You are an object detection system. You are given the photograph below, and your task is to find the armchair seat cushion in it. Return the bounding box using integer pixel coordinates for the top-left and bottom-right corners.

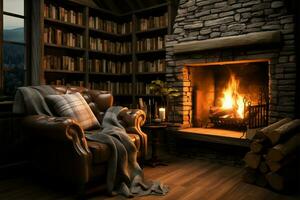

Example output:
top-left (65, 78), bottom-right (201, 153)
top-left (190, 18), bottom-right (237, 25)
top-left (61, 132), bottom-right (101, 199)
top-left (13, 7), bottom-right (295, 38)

top-left (88, 141), bottom-right (111, 164)
top-left (87, 133), bottom-right (141, 165)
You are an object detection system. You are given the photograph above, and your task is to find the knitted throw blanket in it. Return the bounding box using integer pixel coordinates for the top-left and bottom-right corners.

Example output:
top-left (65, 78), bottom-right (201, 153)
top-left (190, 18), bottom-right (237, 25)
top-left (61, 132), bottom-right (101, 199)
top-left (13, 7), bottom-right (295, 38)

top-left (86, 106), bottom-right (169, 197)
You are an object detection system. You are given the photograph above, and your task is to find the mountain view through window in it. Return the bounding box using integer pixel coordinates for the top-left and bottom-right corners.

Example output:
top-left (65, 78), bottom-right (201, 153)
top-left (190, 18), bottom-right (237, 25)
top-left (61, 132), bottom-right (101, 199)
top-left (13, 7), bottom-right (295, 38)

top-left (2, 0), bottom-right (25, 96)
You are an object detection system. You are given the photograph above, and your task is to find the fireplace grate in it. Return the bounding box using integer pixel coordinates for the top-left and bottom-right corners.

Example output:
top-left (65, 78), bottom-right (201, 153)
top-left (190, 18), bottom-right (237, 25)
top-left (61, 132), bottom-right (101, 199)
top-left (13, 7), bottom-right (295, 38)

top-left (208, 104), bottom-right (268, 132)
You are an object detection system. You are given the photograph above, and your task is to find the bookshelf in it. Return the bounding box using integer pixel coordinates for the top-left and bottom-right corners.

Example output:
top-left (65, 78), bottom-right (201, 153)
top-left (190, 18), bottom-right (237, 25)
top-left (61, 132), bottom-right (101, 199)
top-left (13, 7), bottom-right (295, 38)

top-left (40, 0), bottom-right (173, 108)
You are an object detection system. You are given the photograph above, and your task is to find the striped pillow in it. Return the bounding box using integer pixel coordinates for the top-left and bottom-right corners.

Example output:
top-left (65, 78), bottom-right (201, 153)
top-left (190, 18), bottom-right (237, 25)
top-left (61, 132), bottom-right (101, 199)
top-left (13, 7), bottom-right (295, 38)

top-left (45, 92), bottom-right (100, 130)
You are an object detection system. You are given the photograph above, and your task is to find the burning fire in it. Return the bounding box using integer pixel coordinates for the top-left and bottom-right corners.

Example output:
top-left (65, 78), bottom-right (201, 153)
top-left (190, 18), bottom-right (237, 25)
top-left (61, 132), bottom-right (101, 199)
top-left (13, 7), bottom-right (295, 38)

top-left (220, 75), bottom-right (245, 118)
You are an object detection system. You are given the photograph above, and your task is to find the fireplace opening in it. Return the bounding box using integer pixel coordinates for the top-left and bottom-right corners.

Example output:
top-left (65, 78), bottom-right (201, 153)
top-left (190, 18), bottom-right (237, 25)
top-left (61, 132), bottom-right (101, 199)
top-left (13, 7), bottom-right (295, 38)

top-left (190, 61), bottom-right (269, 134)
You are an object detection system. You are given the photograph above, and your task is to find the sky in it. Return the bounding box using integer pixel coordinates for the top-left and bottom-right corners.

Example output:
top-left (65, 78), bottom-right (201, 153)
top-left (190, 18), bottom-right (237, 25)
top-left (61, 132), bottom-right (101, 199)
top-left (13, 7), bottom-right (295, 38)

top-left (3, 0), bottom-right (24, 30)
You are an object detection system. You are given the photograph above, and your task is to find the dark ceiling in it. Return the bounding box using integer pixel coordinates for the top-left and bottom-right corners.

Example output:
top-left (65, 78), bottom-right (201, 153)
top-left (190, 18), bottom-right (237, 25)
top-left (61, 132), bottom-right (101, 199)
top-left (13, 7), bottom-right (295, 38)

top-left (93, 0), bottom-right (172, 14)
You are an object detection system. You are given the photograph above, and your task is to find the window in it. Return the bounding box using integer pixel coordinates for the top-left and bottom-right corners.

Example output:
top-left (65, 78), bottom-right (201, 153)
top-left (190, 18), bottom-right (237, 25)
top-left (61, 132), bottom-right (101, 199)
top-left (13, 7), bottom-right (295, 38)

top-left (1, 0), bottom-right (27, 97)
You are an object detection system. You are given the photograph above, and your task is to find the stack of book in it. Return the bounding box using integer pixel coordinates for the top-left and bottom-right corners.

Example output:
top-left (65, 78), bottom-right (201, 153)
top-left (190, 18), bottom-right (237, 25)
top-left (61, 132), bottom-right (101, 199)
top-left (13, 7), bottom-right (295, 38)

top-left (89, 59), bottom-right (132, 74)
top-left (137, 59), bottom-right (166, 73)
top-left (137, 36), bottom-right (164, 52)
top-left (44, 27), bottom-right (84, 48)
top-left (138, 12), bottom-right (168, 31)
top-left (136, 82), bottom-right (153, 95)
top-left (89, 37), bottom-right (132, 54)
top-left (50, 79), bottom-right (84, 86)
top-left (44, 3), bottom-right (83, 25)
top-left (44, 55), bottom-right (84, 72)
top-left (90, 81), bottom-right (133, 95)
top-left (89, 16), bottom-right (132, 34)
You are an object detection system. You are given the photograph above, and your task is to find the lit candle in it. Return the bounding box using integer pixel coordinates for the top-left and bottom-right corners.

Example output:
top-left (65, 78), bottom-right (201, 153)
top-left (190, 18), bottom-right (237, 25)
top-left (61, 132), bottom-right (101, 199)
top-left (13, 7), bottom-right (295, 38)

top-left (159, 108), bottom-right (166, 121)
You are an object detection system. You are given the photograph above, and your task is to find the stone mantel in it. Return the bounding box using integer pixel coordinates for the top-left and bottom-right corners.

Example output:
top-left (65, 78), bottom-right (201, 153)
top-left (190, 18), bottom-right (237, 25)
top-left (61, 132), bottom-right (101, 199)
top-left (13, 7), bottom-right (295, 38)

top-left (173, 31), bottom-right (281, 54)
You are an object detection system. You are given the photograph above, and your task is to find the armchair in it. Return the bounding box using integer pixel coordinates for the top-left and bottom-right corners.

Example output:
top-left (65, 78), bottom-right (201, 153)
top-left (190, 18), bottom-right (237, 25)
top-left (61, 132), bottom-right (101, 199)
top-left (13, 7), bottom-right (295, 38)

top-left (13, 85), bottom-right (147, 193)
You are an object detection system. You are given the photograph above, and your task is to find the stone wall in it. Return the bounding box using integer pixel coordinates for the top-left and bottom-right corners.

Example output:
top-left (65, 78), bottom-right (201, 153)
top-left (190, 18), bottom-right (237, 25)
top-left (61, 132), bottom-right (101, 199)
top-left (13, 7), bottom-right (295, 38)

top-left (166, 0), bottom-right (296, 127)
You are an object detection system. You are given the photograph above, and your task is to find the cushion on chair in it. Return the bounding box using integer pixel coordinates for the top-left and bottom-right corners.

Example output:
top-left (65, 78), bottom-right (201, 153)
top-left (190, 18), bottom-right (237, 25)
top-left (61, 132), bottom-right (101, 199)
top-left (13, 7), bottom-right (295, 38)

top-left (88, 141), bottom-right (111, 164)
top-left (45, 92), bottom-right (100, 130)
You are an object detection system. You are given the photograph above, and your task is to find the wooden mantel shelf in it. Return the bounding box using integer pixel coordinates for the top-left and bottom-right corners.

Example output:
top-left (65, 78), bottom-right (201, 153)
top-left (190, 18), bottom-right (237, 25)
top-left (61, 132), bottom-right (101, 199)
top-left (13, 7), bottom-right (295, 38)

top-left (173, 31), bottom-right (281, 54)
top-left (171, 127), bottom-right (251, 147)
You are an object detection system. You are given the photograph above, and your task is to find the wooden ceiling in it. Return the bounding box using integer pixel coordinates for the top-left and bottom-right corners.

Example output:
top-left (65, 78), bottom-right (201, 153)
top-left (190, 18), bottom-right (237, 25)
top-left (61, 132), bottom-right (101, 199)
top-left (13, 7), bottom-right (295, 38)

top-left (93, 0), bottom-right (172, 14)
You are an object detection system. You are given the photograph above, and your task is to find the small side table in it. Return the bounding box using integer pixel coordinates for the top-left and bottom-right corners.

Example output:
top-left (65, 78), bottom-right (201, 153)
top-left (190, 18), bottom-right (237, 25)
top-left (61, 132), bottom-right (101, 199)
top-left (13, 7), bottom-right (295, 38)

top-left (143, 123), bottom-right (168, 167)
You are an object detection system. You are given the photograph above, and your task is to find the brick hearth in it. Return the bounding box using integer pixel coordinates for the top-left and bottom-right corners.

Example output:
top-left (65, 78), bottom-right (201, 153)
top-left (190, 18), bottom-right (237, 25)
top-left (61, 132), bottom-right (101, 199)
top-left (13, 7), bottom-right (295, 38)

top-left (166, 0), bottom-right (297, 128)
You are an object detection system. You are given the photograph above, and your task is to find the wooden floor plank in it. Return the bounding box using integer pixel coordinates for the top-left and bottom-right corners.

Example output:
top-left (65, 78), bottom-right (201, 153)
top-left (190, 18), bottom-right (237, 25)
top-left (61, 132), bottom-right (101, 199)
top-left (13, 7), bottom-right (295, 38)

top-left (0, 155), bottom-right (299, 200)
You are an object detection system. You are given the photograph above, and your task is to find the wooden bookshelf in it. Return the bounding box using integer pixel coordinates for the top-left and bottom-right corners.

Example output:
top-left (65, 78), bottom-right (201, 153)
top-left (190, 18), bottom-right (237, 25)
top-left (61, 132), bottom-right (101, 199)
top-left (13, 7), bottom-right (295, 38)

top-left (39, 0), bottom-right (173, 108)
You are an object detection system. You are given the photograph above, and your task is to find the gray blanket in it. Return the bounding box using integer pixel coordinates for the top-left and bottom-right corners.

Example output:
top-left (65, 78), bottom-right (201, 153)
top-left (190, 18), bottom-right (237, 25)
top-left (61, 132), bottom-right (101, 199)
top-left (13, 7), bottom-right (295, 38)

top-left (86, 106), bottom-right (169, 197)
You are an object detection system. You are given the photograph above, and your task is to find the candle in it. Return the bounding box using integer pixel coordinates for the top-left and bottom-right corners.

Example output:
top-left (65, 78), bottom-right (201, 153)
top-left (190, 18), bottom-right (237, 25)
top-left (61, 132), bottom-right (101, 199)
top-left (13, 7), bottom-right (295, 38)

top-left (159, 108), bottom-right (166, 121)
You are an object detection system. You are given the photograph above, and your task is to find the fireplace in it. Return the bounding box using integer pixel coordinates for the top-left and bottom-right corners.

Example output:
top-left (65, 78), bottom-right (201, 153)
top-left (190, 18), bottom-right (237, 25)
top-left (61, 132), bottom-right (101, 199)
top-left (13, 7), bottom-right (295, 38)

top-left (165, 0), bottom-right (297, 136)
top-left (190, 61), bottom-right (269, 132)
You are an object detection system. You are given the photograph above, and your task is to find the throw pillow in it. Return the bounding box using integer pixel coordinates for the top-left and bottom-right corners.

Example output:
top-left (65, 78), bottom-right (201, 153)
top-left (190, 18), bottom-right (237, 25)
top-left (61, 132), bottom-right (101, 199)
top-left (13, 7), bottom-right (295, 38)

top-left (45, 92), bottom-right (100, 130)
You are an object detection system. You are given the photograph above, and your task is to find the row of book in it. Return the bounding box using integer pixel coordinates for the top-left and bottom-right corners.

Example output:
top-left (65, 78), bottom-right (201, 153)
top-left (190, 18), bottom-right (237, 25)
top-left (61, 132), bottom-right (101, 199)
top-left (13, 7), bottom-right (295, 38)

top-left (137, 13), bottom-right (168, 31)
top-left (44, 27), bottom-right (84, 48)
top-left (89, 59), bottom-right (132, 74)
top-left (137, 59), bottom-right (166, 73)
top-left (89, 16), bottom-right (133, 34)
top-left (137, 36), bottom-right (165, 52)
top-left (48, 79), bottom-right (84, 87)
top-left (136, 82), bottom-right (154, 95)
top-left (90, 82), bottom-right (133, 95)
top-left (89, 37), bottom-right (132, 54)
top-left (44, 4), bottom-right (83, 25)
top-left (43, 55), bottom-right (84, 72)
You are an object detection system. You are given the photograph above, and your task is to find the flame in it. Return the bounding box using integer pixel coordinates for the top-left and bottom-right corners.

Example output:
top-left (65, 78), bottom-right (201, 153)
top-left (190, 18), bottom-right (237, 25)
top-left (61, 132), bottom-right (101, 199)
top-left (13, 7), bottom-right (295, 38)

top-left (220, 75), bottom-right (245, 118)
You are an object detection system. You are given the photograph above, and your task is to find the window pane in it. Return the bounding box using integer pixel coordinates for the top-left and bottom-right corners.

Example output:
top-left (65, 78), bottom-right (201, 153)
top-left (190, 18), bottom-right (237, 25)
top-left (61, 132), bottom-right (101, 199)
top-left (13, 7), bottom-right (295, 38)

top-left (3, 43), bottom-right (25, 96)
top-left (4, 0), bottom-right (24, 16)
top-left (3, 15), bottom-right (24, 43)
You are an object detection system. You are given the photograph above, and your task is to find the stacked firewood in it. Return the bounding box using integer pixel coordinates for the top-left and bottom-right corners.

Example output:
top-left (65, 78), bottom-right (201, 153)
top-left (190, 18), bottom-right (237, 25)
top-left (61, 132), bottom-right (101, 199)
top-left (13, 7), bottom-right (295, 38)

top-left (243, 118), bottom-right (300, 192)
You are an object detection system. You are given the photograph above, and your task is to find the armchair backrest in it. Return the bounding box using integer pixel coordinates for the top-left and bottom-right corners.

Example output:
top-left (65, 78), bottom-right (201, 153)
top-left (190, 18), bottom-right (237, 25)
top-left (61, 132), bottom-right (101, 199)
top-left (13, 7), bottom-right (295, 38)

top-left (13, 85), bottom-right (113, 123)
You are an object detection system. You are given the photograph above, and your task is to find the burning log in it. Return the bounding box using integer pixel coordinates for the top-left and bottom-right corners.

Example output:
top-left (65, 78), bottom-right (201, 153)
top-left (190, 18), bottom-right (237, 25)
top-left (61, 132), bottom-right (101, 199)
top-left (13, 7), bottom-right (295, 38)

top-left (266, 133), bottom-right (300, 162)
top-left (209, 107), bottom-right (234, 118)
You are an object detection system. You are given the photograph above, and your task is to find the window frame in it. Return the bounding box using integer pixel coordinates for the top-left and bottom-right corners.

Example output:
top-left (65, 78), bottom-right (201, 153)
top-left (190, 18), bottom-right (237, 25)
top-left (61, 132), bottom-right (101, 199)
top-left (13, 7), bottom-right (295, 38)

top-left (0, 0), bottom-right (30, 98)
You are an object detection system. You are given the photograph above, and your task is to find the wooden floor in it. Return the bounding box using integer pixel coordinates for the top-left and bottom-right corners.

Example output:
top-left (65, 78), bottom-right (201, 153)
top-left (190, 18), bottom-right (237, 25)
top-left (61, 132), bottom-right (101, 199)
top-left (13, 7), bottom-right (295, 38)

top-left (0, 156), bottom-right (299, 200)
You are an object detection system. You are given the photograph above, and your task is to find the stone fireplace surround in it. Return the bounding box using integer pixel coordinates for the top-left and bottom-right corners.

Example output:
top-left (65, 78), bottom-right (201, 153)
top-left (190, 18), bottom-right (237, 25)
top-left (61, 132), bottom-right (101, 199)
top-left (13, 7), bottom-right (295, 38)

top-left (166, 0), bottom-right (297, 128)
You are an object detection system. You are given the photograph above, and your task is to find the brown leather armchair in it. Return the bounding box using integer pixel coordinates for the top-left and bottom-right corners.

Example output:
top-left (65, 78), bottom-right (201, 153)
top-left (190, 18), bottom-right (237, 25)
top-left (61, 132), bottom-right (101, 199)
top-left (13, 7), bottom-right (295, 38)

top-left (13, 85), bottom-right (147, 193)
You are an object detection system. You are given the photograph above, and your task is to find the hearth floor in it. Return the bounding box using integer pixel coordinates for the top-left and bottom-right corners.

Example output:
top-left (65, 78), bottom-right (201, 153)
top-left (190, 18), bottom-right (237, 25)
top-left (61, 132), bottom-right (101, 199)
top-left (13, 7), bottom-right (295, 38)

top-left (178, 128), bottom-right (246, 139)
top-left (173, 128), bottom-right (251, 147)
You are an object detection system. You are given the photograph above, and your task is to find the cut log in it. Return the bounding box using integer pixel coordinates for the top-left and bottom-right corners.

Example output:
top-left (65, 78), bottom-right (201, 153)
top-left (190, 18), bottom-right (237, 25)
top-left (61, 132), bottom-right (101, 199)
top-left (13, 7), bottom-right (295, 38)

top-left (242, 167), bottom-right (257, 184)
top-left (255, 173), bottom-right (268, 187)
top-left (250, 138), bottom-right (270, 153)
top-left (266, 172), bottom-right (285, 191)
top-left (209, 107), bottom-right (234, 118)
top-left (266, 155), bottom-right (297, 172)
top-left (266, 163), bottom-right (298, 192)
top-left (266, 133), bottom-right (300, 162)
top-left (244, 152), bottom-right (261, 169)
top-left (257, 118), bottom-right (292, 136)
top-left (265, 119), bottom-right (300, 145)
top-left (259, 161), bottom-right (269, 174)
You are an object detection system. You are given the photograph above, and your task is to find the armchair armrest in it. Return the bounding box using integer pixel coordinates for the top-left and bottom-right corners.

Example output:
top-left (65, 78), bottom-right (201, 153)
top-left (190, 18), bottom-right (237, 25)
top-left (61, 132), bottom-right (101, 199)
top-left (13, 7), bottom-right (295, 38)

top-left (118, 109), bottom-right (148, 157)
top-left (118, 109), bottom-right (146, 128)
top-left (23, 115), bottom-right (90, 155)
